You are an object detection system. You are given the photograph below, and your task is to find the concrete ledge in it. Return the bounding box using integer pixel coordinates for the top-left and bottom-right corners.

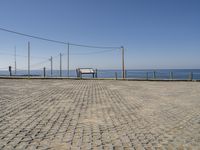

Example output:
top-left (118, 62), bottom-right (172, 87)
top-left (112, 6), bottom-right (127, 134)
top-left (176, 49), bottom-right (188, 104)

top-left (0, 76), bottom-right (199, 82)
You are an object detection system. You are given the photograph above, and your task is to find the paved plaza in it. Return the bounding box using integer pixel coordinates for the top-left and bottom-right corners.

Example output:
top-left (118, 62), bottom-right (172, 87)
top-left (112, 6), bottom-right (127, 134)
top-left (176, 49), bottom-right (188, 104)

top-left (0, 79), bottom-right (199, 149)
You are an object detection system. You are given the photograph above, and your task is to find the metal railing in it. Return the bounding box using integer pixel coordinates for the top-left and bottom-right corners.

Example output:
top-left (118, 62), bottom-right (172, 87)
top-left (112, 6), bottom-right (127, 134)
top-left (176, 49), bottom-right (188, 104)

top-left (0, 68), bottom-right (200, 81)
top-left (125, 70), bottom-right (200, 80)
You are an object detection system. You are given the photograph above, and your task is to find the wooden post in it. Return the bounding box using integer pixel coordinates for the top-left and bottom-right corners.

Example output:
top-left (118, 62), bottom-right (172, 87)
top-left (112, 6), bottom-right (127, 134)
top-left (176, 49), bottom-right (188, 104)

top-left (28, 42), bottom-right (30, 78)
top-left (9, 66), bottom-right (12, 76)
top-left (43, 67), bottom-right (46, 77)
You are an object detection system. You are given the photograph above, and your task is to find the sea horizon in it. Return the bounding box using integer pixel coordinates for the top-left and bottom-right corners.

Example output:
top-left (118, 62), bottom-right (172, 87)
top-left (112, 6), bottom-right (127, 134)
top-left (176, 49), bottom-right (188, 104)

top-left (1, 69), bottom-right (200, 80)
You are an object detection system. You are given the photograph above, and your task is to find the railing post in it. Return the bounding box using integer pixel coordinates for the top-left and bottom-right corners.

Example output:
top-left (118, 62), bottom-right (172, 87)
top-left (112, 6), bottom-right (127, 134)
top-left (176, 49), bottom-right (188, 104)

top-left (125, 70), bottom-right (127, 79)
top-left (76, 69), bottom-right (79, 78)
top-left (189, 72), bottom-right (193, 81)
top-left (170, 72), bottom-right (173, 80)
top-left (9, 66), bottom-right (12, 76)
top-left (115, 72), bottom-right (118, 80)
top-left (146, 72), bottom-right (148, 80)
top-left (43, 67), bottom-right (46, 78)
top-left (153, 71), bottom-right (156, 79)
top-left (95, 69), bottom-right (98, 78)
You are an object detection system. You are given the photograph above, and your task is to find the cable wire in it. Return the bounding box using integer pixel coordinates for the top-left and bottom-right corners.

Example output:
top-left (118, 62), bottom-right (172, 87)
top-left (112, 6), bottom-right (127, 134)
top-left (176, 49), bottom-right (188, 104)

top-left (0, 51), bottom-right (48, 59)
top-left (66, 49), bottom-right (117, 55)
top-left (30, 59), bottom-right (49, 68)
top-left (0, 27), bottom-right (121, 49)
top-left (69, 43), bottom-right (121, 49)
top-left (0, 27), bottom-right (67, 45)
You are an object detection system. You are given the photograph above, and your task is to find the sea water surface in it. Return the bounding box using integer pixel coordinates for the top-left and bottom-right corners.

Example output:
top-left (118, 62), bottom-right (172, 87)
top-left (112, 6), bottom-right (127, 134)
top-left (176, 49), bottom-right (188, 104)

top-left (0, 69), bottom-right (200, 80)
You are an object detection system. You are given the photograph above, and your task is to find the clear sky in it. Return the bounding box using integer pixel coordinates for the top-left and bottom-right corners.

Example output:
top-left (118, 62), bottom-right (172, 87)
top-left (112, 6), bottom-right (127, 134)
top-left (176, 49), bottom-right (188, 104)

top-left (0, 0), bottom-right (200, 70)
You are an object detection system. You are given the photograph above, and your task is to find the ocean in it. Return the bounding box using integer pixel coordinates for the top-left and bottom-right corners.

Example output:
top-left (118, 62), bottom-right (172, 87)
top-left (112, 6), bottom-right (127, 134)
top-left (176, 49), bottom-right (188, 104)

top-left (0, 69), bottom-right (200, 80)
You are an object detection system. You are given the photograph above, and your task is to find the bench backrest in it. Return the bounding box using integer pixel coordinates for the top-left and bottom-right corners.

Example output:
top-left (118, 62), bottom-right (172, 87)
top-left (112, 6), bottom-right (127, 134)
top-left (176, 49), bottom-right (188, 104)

top-left (78, 68), bottom-right (95, 74)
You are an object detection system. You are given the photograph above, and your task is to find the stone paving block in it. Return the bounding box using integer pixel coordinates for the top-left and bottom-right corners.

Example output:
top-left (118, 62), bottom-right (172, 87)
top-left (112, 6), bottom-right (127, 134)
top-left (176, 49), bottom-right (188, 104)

top-left (0, 79), bottom-right (199, 149)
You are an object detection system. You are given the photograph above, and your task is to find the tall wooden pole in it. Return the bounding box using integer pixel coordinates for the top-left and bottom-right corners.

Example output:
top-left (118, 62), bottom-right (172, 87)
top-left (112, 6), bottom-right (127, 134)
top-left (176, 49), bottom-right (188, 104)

top-left (60, 53), bottom-right (62, 77)
top-left (67, 43), bottom-right (70, 77)
top-left (14, 46), bottom-right (17, 75)
top-left (28, 42), bottom-right (30, 78)
top-left (121, 46), bottom-right (125, 79)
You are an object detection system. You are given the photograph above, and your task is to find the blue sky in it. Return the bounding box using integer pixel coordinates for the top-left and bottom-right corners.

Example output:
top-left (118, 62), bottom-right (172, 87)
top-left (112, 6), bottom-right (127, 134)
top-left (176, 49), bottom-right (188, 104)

top-left (0, 0), bottom-right (200, 70)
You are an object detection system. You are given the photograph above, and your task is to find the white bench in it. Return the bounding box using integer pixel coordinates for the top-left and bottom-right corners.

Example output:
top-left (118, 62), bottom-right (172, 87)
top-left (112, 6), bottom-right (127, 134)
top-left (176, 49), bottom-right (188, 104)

top-left (76, 68), bottom-right (97, 78)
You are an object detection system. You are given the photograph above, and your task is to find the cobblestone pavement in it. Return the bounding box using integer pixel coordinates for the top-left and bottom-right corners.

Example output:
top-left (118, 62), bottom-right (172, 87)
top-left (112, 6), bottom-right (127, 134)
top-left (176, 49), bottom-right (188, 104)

top-left (0, 79), bottom-right (199, 150)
